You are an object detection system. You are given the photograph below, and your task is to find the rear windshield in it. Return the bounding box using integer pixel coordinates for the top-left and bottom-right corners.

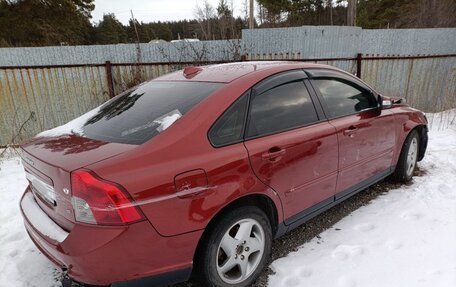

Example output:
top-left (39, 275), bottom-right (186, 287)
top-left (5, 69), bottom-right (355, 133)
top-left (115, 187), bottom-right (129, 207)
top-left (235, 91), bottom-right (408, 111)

top-left (82, 81), bottom-right (223, 145)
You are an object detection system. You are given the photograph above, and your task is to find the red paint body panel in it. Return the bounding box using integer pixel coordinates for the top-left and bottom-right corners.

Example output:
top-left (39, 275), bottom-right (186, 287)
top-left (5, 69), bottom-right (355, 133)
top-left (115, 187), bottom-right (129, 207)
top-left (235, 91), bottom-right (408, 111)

top-left (21, 150), bottom-right (75, 231)
top-left (244, 122), bottom-right (338, 220)
top-left (21, 134), bottom-right (136, 172)
top-left (329, 109), bottom-right (396, 194)
top-left (20, 189), bottom-right (201, 286)
top-left (18, 62), bottom-right (428, 286)
top-left (389, 106), bottom-right (428, 165)
top-left (87, 141), bottom-right (283, 236)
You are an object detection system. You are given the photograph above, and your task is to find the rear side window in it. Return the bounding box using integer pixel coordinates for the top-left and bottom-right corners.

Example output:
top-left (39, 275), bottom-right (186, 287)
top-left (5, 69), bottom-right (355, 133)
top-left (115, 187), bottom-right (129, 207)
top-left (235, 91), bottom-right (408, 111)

top-left (247, 81), bottom-right (318, 138)
top-left (313, 79), bottom-right (377, 118)
top-left (82, 81), bottom-right (223, 145)
top-left (208, 92), bottom-right (248, 147)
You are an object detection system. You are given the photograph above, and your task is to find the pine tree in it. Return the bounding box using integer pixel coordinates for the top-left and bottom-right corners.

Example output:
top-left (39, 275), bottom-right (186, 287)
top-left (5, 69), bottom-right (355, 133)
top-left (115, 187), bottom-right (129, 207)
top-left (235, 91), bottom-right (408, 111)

top-left (0, 0), bottom-right (94, 46)
top-left (94, 14), bottom-right (127, 44)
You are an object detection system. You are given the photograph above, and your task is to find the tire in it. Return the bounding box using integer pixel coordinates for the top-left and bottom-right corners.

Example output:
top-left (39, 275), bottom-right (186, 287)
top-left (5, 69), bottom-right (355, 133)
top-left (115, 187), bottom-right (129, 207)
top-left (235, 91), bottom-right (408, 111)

top-left (393, 130), bottom-right (420, 182)
top-left (195, 206), bottom-right (272, 287)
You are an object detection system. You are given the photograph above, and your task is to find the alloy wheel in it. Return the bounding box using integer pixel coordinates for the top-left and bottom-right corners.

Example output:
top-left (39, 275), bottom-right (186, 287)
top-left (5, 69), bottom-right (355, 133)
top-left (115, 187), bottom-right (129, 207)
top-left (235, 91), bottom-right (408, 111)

top-left (406, 137), bottom-right (418, 177)
top-left (216, 218), bottom-right (265, 284)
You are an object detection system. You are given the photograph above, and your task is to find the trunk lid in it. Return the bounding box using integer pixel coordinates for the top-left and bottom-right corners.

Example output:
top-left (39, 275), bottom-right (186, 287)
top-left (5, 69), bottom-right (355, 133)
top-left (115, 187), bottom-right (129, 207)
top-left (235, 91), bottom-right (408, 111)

top-left (20, 134), bottom-right (136, 231)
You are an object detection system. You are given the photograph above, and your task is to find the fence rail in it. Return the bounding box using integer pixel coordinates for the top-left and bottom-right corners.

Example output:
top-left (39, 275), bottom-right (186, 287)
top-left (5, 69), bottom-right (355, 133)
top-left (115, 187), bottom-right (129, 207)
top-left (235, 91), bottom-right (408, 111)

top-left (1, 53), bottom-right (455, 146)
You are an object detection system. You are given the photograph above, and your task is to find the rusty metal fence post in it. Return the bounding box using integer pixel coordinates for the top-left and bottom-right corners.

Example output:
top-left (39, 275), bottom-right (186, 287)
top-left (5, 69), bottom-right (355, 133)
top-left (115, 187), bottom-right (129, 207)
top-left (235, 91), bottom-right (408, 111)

top-left (356, 53), bottom-right (362, 78)
top-left (105, 61), bottom-right (115, 98)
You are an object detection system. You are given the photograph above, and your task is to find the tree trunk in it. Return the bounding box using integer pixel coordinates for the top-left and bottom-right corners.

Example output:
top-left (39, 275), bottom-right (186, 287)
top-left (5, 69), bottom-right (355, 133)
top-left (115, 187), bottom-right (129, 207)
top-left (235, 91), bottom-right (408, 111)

top-left (249, 0), bottom-right (254, 29)
top-left (347, 0), bottom-right (357, 26)
top-left (329, 1), bottom-right (333, 25)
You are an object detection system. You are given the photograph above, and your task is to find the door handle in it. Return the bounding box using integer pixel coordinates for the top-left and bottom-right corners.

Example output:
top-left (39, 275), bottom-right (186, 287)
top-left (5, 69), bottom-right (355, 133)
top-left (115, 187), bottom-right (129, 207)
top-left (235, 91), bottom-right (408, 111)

top-left (343, 126), bottom-right (358, 137)
top-left (262, 148), bottom-right (286, 161)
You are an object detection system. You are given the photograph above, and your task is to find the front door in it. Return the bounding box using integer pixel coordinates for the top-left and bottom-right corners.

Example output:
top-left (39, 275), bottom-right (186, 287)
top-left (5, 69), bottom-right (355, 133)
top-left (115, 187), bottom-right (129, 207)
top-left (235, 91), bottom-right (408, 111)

top-left (310, 76), bottom-right (396, 199)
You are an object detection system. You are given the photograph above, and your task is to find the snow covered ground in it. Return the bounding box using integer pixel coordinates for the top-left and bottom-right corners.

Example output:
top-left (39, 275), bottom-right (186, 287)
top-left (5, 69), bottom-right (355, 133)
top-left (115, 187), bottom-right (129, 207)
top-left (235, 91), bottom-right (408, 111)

top-left (0, 155), bottom-right (60, 287)
top-left (269, 117), bottom-right (456, 287)
top-left (0, 111), bottom-right (455, 287)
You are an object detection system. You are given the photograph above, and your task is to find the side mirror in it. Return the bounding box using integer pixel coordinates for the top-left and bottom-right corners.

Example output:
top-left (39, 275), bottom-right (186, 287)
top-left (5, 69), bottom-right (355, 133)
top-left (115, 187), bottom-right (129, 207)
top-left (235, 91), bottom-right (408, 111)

top-left (379, 95), bottom-right (393, 109)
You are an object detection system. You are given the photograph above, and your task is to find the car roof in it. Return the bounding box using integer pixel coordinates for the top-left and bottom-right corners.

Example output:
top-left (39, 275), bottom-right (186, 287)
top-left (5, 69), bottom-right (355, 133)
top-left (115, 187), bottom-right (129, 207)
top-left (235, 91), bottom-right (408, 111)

top-left (155, 61), bottom-right (336, 83)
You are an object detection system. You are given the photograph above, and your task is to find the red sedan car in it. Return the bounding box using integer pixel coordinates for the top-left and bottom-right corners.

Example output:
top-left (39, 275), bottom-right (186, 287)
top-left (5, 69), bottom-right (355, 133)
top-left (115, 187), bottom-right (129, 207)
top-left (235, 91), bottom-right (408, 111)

top-left (19, 62), bottom-right (428, 287)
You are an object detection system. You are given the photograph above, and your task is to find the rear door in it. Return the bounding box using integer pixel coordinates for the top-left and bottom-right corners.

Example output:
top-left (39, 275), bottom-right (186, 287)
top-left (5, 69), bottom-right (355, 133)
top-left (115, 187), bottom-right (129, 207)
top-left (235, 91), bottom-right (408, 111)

top-left (243, 70), bottom-right (338, 223)
top-left (308, 69), bottom-right (396, 199)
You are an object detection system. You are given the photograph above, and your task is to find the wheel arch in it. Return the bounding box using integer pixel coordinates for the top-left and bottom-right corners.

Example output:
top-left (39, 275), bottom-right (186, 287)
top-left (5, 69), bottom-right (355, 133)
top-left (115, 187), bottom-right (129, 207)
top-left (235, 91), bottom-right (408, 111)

top-left (414, 124), bottom-right (428, 161)
top-left (192, 193), bottom-right (279, 270)
top-left (393, 119), bottom-right (428, 167)
top-left (400, 124), bottom-right (428, 162)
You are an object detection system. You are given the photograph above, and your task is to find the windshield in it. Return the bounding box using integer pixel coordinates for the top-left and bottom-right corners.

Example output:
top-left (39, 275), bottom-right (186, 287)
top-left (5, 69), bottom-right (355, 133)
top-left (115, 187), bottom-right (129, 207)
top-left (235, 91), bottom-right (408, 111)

top-left (82, 81), bottom-right (223, 145)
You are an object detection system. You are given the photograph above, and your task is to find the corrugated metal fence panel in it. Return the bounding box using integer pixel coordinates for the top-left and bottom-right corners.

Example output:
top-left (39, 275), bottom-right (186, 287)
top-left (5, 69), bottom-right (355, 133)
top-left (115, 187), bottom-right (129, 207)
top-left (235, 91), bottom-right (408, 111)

top-left (242, 27), bottom-right (456, 58)
top-left (2, 27), bottom-right (455, 66)
top-left (361, 56), bottom-right (456, 112)
top-left (247, 52), bottom-right (357, 75)
top-left (316, 60), bottom-right (357, 75)
top-left (426, 109), bottom-right (456, 131)
top-left (361, 28), bottom-right (456, 56)
top-left (242, 26), bottom-right (362, 59)
top-left (1, 56), bottom-right (453, 145)
top-left (0, 40), bottom-right (244, 66)
top-left (111, 63), bottom-right (180, 94)
top-left (0, 66), bottom-right (110, 145)
top-left (1, 26), bottom-right (456, 145)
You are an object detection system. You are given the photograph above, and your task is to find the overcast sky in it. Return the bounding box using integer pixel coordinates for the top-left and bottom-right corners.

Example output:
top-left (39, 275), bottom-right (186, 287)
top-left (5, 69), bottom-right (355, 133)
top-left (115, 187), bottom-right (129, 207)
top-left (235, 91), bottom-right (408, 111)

top-left (92, 0), bottom-right (248, 24)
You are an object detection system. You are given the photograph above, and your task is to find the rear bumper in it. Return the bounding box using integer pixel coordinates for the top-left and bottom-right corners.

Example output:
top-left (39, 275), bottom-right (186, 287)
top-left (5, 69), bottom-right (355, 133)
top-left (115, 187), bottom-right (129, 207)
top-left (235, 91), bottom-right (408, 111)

top-left (20, 189), bottom-right (202, 286)
top-left (110, 268), bottom-right (191, 287)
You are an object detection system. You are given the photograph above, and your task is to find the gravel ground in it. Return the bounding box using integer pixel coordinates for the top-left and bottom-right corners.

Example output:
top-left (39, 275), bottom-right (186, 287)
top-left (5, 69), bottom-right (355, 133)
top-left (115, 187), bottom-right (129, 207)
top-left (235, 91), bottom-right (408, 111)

top-left (172, 175), bottom-right (413, 287)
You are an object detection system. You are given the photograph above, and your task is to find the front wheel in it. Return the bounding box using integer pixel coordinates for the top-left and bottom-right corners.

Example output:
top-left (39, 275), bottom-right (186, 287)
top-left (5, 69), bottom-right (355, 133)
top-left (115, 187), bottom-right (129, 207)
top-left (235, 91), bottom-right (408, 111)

top-left (195, 206), bottom-right (272, 287)
top-left (393, 130), bottom-right (420, 182)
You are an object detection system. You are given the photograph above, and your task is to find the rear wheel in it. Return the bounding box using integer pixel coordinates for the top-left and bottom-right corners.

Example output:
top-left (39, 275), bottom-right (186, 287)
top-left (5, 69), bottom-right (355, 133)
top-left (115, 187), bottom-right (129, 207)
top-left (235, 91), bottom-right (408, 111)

top-left (393, 130), bottom-right (419, 182)
top-left (196, 206), bottom-right (272, 287)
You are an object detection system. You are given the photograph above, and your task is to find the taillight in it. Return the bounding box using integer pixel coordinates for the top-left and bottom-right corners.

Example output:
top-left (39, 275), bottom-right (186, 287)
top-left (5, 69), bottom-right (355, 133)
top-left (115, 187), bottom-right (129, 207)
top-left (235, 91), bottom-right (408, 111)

top-left (70, 170), bottom-right (144, 225)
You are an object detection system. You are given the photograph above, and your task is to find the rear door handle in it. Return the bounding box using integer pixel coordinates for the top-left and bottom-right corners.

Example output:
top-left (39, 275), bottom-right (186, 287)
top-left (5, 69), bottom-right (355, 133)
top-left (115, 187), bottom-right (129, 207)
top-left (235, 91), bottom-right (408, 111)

top-left (343, 126), bottom-right (358, 137)
top-left (262, 148), bottom-right (286, 161)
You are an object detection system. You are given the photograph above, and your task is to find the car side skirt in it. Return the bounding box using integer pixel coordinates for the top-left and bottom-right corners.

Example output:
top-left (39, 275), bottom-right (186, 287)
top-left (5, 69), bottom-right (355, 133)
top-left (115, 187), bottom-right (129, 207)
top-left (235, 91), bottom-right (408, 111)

top-left (275, 166), bottom-right (395, 238)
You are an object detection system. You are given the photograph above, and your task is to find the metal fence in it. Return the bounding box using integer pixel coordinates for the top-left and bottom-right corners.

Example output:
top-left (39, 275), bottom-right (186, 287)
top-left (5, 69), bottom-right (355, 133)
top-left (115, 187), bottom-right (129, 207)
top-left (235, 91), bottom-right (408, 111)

top-left (0, 26), bottom-right (455, 146)
top-left (361, 55), bottom-right (456, 112)
top-left (1, 53), bottom-right (454, 146)
top-left (1, 65), bottom-right (105, 145)
top-left (1, 27), bottom-right (455, 66)
top-left (246, 53), bottom-right (456, 113)
top-left (0, 61), bottom-right (223, 146)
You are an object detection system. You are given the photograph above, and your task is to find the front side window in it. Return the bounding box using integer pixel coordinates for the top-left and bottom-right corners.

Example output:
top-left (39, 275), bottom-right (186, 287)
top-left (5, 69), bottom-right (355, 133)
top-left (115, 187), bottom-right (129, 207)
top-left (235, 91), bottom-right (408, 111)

top-left (247, 81), bottom-right (318, 138)
top-left (313, 79), bottom-right (377, 118)
top-left (82, 81), bottom-right (223, 145)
